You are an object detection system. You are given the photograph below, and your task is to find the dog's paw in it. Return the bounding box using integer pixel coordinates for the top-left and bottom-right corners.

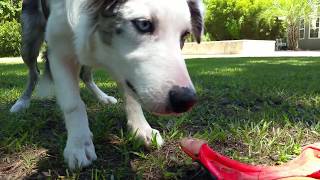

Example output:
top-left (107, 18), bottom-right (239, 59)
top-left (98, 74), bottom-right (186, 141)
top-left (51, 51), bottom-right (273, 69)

top-left (10, 99), bottom-right (30, 113)
top-left (130, 126), bottom-right (164, 148)
top-left (98, 94), bottom-right (117, 105)
top-left (63, 135), bottom-right (97, 170)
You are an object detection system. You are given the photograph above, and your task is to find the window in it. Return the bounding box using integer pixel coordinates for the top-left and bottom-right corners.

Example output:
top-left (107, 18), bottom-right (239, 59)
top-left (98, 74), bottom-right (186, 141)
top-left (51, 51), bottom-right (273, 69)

top-left (299, 19), bottom-right (305, 39)
top-left (310, 17), bottom-right (320, 39)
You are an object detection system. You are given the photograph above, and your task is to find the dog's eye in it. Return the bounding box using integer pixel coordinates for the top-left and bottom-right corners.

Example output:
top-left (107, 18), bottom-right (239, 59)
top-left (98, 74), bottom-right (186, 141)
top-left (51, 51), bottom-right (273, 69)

top-left (180, 31), bottom-right (190, 49)
top-left (131, 19), bottom-right (154, 33)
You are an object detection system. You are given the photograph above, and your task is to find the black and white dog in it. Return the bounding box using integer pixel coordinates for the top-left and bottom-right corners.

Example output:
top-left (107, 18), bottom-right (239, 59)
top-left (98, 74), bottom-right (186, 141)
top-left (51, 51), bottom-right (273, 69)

top-left (12, 0), bottom-right (204, 169)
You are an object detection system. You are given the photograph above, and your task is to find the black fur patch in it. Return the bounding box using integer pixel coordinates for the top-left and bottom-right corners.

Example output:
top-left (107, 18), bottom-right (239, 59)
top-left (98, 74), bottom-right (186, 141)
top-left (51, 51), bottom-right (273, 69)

top-left (187, 0), bottom-right (203, 43)
top-left (41, 0), bottom-right (50, 19)
top-left (126, 80), bottom-right (137, 93)
top-left (84, 0), bottom-right (127, 45)
top-left (22, 0), bottom-right (39, 15)
top-left (42, 48), bottom-right (52, 80)
top-left (84, 0), bottom-right (127, 18)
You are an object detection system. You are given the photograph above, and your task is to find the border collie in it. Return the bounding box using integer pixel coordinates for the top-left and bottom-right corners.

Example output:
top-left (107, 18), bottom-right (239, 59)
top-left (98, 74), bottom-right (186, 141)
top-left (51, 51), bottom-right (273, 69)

top-left (12, 0), bottom-right (204, 169)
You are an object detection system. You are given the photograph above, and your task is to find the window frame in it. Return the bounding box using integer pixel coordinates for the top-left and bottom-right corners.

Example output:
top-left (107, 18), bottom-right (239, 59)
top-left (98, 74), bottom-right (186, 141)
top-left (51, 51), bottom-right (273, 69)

top-left (309, 16), bottom-right (320, 39)
top-left (299, 19), bottom-right (305, 39)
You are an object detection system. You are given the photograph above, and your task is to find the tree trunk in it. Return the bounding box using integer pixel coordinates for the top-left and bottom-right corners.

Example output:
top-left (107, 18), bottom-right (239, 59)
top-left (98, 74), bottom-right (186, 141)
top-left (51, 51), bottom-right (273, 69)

top-left (287, 24), bottom-right (299, 50)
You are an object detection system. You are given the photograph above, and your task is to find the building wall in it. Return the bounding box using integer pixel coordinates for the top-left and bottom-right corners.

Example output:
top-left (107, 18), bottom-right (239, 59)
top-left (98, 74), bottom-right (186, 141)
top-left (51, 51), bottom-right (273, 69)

top-left (183, 40), bottom-right (275, 55)
top-left (299, 22), bottom-right (320, 50)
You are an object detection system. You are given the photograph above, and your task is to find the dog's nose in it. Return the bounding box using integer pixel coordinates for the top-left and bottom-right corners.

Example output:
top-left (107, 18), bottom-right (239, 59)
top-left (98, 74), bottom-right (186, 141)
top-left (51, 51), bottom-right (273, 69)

top-left (169, 86), bottom-right (197, 113)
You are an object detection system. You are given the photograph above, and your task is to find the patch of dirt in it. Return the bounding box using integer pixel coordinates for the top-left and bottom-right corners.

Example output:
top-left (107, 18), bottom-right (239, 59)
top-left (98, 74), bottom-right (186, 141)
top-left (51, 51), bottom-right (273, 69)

top-left (0, 148), bottom-right (47, 179)
top-left (132, 140), bottom-right (218, 180)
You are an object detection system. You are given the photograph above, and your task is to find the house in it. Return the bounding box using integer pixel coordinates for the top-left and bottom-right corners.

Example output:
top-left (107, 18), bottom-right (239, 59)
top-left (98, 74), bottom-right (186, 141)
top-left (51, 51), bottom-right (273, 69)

top-left (299, 17), bottom-right (320, 50)
top-left (299, 0), bottom-right (320, 50)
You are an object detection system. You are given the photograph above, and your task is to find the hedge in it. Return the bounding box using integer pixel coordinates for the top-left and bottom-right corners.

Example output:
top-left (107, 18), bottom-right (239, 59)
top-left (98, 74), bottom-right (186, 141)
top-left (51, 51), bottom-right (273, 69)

top-left (0, 20), bottom-right (21, 57)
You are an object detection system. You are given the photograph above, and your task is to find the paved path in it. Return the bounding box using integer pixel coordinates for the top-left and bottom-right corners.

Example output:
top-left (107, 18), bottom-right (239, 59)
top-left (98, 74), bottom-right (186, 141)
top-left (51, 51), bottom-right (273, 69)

top-left (1, 51), bottom-right (320, 64)
top-left (0, 57), bottom-right (42, 64)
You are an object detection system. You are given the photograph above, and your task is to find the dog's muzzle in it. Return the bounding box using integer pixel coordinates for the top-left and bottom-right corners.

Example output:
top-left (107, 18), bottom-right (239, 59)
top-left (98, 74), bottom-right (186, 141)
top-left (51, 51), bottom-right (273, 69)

top-left (169, 86), bottom-right (197, 113)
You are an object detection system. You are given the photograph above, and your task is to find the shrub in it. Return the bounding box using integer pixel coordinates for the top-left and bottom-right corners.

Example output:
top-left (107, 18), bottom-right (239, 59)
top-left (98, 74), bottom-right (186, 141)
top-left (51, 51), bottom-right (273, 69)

top-left (204, 0), bottom-right (285, 41)
top-left (0, 20), bottom-right (21, 57)
top-left (0, 0), bottom-right (21, 23)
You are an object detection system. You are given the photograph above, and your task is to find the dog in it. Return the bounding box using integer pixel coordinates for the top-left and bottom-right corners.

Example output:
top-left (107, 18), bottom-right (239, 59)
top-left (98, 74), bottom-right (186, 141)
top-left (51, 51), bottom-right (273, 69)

top-left (12, 0), bottom-right (204, 169)
top-left (10, 0), bottom-right (118, 113)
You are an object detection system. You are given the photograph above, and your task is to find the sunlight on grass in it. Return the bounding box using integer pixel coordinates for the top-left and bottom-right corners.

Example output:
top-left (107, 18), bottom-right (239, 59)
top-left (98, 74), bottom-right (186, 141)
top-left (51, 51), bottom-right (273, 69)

top-left (200, 67), bottom-right (245, 76)
top-left (248, 59), bottom-right (317, 66)
top-left (95, 82), bottom-right (118, 89)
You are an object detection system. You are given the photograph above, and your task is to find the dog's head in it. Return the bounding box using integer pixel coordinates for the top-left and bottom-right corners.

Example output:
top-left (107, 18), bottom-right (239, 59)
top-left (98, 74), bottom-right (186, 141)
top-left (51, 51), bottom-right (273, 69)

top-left (76, 0), bottom-right (204, 114)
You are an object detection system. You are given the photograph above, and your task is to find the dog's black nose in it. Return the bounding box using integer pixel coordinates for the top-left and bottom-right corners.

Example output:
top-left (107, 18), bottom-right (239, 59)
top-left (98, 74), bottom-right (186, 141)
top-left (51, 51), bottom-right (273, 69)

top-left (169, 86), bottom-right (197, 113)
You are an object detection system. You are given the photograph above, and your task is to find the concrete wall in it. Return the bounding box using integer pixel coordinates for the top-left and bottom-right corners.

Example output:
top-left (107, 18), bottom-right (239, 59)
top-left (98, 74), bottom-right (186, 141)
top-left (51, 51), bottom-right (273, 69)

top-left (183, 40), bottom-right (275, 55)
top-left (299, 23), bottom-right (320, 50)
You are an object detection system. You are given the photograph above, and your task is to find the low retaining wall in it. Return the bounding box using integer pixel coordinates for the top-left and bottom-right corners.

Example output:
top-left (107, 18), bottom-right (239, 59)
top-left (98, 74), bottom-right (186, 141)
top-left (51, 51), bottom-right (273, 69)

top-left (183, 40), bottom-right (276, 55)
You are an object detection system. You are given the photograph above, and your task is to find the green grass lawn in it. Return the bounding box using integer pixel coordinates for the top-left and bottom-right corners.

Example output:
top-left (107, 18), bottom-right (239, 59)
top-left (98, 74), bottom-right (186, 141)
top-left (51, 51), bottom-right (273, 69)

top-left (1, 57), bottom-right (320, 179)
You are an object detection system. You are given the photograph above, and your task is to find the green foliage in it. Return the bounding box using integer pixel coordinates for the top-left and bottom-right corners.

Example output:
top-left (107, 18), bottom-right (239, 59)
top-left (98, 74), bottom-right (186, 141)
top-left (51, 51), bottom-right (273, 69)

top-left (0, 0), bottom-right (22, 57)
top-left (202, 33), bottom-right (212, 42)
top-left (259, 0), bottom-right (315, 50)
top-left (204, 0), bottom-right (285, 41)
top-left (0, 20), bottom-right (21, 57)
top-left (260, 0), bottom-right (313, 27)
top-left (0, 0), bottom-right (21, 23)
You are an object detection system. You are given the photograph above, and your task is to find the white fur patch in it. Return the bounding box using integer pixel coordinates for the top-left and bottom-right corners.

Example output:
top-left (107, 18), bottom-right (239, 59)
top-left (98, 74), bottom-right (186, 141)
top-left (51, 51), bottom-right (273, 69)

top-left (10, 99), bottom-right (30, 113)
top-left (63, 100), bottom-right (97, 169)
top-left (64, 132), bottom-right (97, 169)
top-left (35, 75), bottom-right (55, 98)
top-left (125, 94), bottom-right (164, 147)
top-left (86, 81), bottom-right (118, 104)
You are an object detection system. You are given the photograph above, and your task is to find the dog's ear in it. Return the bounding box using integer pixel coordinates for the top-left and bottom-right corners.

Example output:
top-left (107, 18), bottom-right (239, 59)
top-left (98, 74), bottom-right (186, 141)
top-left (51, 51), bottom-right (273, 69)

top-left (187, 0), bottom-right (205, 43)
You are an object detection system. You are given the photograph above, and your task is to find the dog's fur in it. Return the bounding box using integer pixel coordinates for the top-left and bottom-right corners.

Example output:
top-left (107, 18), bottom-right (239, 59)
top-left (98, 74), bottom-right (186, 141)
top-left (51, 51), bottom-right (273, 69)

top-left (13, 0), bottom-right (204, 169)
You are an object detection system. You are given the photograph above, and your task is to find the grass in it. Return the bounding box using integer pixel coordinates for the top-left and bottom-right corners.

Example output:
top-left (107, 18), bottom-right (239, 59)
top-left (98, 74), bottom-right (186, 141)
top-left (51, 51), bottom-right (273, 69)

top-left (1, 57), bottom-right (320, 179)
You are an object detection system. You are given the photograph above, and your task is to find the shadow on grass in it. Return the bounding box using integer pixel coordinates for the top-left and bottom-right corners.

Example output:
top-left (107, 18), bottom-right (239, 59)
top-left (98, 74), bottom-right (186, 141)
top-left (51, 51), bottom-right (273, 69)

top-left (1, 57), bottom-right (320, 179)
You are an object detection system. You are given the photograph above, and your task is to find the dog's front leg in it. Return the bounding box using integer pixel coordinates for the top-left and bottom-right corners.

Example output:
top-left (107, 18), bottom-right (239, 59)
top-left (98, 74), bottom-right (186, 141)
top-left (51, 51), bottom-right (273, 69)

top-left (80, 66), bottom-right (117, 104)
top-left (125, 93), bottom-right (164, 147)
top-left (49, 55), bottom-right (97, 169)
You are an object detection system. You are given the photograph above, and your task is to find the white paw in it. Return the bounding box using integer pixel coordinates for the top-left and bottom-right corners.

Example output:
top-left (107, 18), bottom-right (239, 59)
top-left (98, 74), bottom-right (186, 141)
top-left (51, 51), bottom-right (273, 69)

top-left (129, 125), bottom-right (164, 147)
top-left (63, 135), bottom-right (97, 170)
top-left (10, 99), bottom-right (30, 113)
top-left (98, 94), bottom-right (117, 105)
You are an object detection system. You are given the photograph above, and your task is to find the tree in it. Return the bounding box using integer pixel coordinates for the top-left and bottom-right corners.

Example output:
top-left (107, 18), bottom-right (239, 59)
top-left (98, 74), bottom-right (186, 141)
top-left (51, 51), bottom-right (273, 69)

top-left (204, 0), bottom-right (285, 41)
top-left (259, 0), bottom-right (315, 50)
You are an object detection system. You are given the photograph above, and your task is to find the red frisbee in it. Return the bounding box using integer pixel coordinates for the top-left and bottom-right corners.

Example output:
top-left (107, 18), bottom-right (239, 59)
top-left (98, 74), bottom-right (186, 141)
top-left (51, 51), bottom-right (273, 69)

top-left (181, 139), bottom-right (320, 180)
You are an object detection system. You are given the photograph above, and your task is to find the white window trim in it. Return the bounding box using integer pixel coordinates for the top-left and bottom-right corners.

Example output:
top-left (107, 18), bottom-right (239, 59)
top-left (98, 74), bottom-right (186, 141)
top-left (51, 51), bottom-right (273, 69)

top-left (309, 16), bottom-right (320, 39)
top-left (299, 19), bottom-right (305, 39)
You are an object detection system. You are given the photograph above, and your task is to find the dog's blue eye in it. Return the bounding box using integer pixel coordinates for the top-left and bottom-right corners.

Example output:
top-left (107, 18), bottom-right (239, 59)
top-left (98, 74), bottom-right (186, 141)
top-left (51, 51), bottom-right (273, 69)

top-left (132, 19), bottom-right (154, 33)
